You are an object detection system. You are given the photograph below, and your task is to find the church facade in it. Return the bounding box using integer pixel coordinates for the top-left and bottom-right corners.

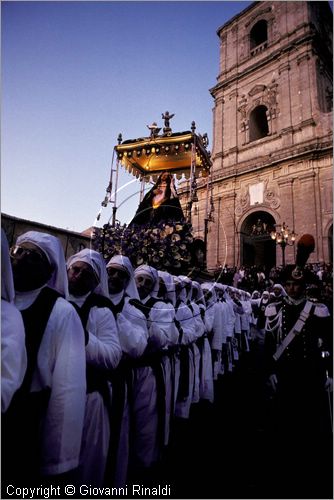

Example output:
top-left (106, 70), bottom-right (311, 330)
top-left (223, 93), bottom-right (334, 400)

top-left (186, 1), bottom-right (332, 272)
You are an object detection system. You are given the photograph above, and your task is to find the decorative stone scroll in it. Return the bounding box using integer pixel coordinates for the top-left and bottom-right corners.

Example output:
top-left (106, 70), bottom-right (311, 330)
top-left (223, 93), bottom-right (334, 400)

top-left (235, 180), bottom-right (280, 216)
top-left (237, 79), bottom-right (279, 140)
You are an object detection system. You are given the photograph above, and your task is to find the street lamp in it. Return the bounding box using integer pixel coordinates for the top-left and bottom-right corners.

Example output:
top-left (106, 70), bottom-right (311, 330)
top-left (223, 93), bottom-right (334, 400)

top-left (270, 222), bottom-right (296, 267)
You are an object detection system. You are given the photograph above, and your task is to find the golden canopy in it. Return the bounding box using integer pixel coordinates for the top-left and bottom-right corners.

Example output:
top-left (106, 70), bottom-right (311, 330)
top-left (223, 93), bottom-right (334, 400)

top-left (115, 131), bottom-right (212, 181)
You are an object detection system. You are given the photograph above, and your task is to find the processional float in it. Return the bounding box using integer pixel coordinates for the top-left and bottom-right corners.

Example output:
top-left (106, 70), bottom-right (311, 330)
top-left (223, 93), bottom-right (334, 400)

top-left (93, 113), bottom-right (214, 276)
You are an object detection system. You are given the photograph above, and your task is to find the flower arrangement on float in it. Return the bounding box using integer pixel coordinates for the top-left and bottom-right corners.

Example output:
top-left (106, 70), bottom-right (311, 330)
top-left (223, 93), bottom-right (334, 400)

top-left (92, 220), bottom-right (194, 273)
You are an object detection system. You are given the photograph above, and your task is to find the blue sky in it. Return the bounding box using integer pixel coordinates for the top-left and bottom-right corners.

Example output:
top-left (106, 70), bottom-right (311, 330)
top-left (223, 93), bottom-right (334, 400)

top-left (2, 1), bottom-right (252, 232)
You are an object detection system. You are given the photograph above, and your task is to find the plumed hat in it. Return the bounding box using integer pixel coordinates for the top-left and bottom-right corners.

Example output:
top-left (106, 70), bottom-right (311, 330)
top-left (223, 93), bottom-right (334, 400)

top-left (281, 234), bottom-right (315, 285)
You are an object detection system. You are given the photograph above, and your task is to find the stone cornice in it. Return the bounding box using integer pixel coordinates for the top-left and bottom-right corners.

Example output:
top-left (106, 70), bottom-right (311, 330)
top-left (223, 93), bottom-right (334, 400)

top-left (277, 178), bottom-right (294, 187)
top-left (298, 171), bottom-right (316, 183)
top-left (216, 2), bottom-right (259, 36)
top-left (210, 142), bottom-right (332, 186)
top-left (222, 192), bottom-right (237, 201)
top-left (212, 137), bottom-right (332, 164)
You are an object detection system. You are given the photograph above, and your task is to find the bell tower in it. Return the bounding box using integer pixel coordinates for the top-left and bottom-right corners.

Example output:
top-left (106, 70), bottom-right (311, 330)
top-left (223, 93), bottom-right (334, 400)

top-left (203, 1), bottom-right (332, 270)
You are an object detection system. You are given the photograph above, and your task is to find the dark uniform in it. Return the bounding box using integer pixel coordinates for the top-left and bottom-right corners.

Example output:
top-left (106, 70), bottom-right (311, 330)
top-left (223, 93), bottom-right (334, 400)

top-left (264, 267), bottom-right (332, 498)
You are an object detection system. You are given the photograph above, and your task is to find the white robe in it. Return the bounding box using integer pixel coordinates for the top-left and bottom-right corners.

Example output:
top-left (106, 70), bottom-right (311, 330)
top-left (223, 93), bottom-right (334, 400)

top-left (1, 300), bottom-right (27, 413)
top-left (174, 300), bottom-right (197, 419)
top-left (112, 296), bottom-right (149, 487)
top-left (130, 297), bottom-right (176, 467)
top-left (157, 301), bottom-right (179, 446)
top-left (210, 301), bottom-right (229, 378)
top-left (70, 298), bottom-right (122, 487)
top-left (197, 303), bottom-right (214, 403)
top-left (15, 292), bottom-right (86, 476)
top-left (117, 298), bottom-right (149, 358)
top-left (190, 301), bottom-right (205, 403)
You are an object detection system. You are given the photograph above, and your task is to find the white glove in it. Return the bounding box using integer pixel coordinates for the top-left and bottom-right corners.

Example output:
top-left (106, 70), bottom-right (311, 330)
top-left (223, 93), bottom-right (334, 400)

top-left (324, 377), bottom-right (333, 393)
top-left (268, 373), bottom-right (278, 393)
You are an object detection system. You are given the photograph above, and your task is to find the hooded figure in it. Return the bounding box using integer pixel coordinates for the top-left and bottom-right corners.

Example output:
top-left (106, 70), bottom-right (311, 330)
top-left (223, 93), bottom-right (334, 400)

top-left (107, 255), bottom-right (149, 357)
top-left (157, 270), bottom-right (179, 446)
top-left (1, 229), bottom-right (27, 413)
top-left (6, 231), bottom-right (86, 484)
top-left (239, 291), bottom-right (252, 353)
top-left (124, 264), bottom-right (175, 475)
top-left (188, 280), bottom-right (206, 403)
top-left (174, 276), bottom-right (199, 419)
top-left (106, 255), bottom-right (149, 487)
top-left (212, 283), bottom-right (233, 376)
top-left (67, 248), bottom-right (110, 297)
top-left (192, 282), bottom-right (214, 403)
top-left (14, 230), bottom-right (69, 297)
top-left (255, 291), bottom-right (271, 328)
top-left (271, 283), bottom-right (287, 301)
top-left (67, 248), bottom-right (122, 487)
top-left (129, 172), bottom-right (184, 226)
top-left (158, 270), bottom-right (177, 307)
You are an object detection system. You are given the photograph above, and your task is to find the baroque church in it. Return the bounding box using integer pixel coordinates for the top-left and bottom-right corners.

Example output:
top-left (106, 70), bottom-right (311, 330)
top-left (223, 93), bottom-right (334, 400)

top-left (181, 1), bottom-right (333, 272)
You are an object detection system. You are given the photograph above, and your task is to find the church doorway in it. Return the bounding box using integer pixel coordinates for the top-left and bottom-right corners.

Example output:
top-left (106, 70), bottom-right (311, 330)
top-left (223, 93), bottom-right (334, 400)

top-left (240, 211), bottom-right (276, 271)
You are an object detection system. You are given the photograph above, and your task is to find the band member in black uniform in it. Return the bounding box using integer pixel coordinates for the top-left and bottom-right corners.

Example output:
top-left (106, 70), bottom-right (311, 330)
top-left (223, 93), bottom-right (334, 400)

top-left (264, 234), bottom-right (333, 498)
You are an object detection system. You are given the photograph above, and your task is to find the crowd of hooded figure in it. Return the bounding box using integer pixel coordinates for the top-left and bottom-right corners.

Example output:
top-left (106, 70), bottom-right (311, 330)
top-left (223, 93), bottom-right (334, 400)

top-left (1, 228), bottom-right (332, 493)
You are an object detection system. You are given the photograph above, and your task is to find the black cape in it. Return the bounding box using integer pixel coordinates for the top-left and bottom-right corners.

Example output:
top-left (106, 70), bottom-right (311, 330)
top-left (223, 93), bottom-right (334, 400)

top-left (129, 190), bottom-right (185, 226)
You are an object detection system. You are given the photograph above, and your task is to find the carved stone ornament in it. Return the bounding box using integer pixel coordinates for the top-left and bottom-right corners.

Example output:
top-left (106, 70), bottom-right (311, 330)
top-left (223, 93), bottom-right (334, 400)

top-left (238, 94), bottom-right (248, 118)
top-left (266, 83), bottom-right (278, 108)
top-left (235, 190), bottom-right (250, 216)
top-left (249, 84), bottom-right (266, 96)
top-left (235, 181), bottom-right (280, 216)
top-left (245, 6), bottom-right (272, 28)
top-left (264, 187), bottom-right (280, 209)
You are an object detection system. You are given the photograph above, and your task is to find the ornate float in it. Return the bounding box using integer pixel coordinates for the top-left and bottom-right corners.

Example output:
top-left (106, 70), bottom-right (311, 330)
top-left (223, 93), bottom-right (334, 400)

top-left (93, 113), bottom-right (214, 277)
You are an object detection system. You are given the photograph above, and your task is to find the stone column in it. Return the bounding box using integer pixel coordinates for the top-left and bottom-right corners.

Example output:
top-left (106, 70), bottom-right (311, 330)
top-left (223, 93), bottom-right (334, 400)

top-left (225, 90), bottom-right (238, 166)
top-left (297, 50), bottom-right (315, 130)
top-left (295, 171), bottom-right (318, 261)
top-left (278, 62), bottom-right (293, 147)
top-left (277, 177), bottom-right (295, 265)
top-left (212, 95), bottom-right (224, 173)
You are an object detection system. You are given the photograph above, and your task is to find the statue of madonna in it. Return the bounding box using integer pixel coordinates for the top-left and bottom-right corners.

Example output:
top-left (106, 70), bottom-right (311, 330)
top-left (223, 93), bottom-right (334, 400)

top-left (129, 171), bottom-right (185, 226)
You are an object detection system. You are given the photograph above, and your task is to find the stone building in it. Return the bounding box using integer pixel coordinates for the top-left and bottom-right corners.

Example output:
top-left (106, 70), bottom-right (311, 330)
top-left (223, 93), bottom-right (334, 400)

top-left (186, 1), bottom-right (332, 272)
top-left (2, 213), bottom-right (91, 259)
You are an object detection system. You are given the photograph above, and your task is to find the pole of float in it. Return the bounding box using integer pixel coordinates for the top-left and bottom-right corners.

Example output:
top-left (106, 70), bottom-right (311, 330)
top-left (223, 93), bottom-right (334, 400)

top-left (139, 175), bottom-right (146, 203)
top-left (187, 121), bottom-right (197, 225)
top-left (203, 172), bottom-right (210, 270)
top-left (112, 133), bottom-right (122, 227)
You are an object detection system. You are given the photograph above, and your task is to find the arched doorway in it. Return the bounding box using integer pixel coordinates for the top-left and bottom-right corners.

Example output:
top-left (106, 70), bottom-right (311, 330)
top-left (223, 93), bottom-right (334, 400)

top-left (240, 211), bottom-right (276, 271)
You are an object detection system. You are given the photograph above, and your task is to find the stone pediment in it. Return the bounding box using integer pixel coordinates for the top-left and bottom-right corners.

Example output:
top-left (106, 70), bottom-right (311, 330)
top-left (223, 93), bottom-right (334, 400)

top-left (245, 7), bottom-right (272, 27)
top-left (248, 85), bottom-right (266, 96)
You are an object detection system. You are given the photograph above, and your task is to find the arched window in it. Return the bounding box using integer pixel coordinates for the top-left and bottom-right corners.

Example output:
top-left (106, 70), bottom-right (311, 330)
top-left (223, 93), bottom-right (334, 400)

top-left (249, 105), bottom-right (269, 142)
top-left (250, 20), bottom-right (268, 54)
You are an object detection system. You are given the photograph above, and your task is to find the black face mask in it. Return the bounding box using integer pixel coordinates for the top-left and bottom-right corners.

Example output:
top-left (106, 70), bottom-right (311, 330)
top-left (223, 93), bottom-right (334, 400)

top-left (107, 268), bottom-right (130, 295)
top-left (11, 247), bottom-right (53, 292)
top-left (135, 276), bottom-right (154, 300)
